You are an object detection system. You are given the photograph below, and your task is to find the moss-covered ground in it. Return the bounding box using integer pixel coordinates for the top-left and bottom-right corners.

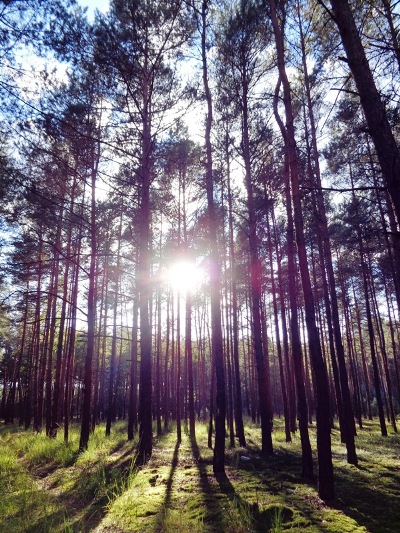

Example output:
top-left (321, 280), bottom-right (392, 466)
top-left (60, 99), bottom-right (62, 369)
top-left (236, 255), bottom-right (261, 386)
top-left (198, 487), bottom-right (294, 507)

top-left (0, 418), bottom-right (398, 532)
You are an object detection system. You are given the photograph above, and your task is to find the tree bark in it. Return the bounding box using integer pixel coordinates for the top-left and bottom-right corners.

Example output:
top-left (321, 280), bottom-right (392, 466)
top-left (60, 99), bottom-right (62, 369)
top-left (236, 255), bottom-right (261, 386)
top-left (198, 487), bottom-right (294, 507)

top-left (270, 0), bottom-right (334, 499)
top-left (266, 213), bottom-right (291, 443)
top-left (225, 132), bottom-right (246, 447)
top-left (273, 81), bottom-right (313, 481)
top-left (200, 0), bottom-right (226, 475)
top-left (241, 55), bottom-right (273, 456)
top-left (298, 9), bottom-right (357, 464)
top-left (79, 141), bottom-right (99, 451)
top-left (137, 46), bottom-right (153, 461)
top-left (106, 216), bottom-right (122, 437)
top-left (128, 288), bottom-right (139, 440)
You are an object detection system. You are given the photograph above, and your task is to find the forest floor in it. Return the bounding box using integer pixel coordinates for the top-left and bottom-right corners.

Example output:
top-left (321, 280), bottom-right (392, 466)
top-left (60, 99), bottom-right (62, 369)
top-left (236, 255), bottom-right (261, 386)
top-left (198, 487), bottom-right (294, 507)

top-left (0, 418), bottom-right (399, 532)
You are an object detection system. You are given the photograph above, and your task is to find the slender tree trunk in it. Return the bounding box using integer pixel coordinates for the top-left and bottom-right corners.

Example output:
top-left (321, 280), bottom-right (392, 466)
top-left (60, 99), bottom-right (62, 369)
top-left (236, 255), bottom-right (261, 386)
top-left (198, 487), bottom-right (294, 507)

top-left (95, 247), bottom-right (110, 427)
top-left (64, 227), bottom-right (81, 442)
top-left (35, 249), bottom-right (55, 432)
top-left (163, 289), bottom-right (171, 430)
top-left (361, 263), bottom-right (387, 436)
top-left (44, 237), bottom-right (59, 435)
top-left (31, 236), bottom-right (43, 431)
top-left (273, 81), bottom-right (313, 481)
top-left (106, 216), bottom-right (122, 437)
top-left (79, 142), bottom-right (99, 451)
top-left (351, 178), bottom-right (387, 436)
top-left (369, 259), bottom-right (397, 433)
top-left (50, 202), bottom-right (75, 437)
top-left (137, 50), bottom-right (153, 461)
top-left (270, 0), bottom-right (334, 499)
top-left (351, 279), bottom-right (373, 420)
top-left (225, 131), bottom-right (246, 446)
top-left (298, 7), bottom-right (357, 464)
top-left (186, 289), bottom-right (195, 438)
top-left (241, 63), bottom-right (273, 456)
top-left (384, 281), bottom-right (400, 402)
top-left (266, 213), bottom-right (291, 442)
top-left (200, 0), bottom-right (226, 475)
top-left (156, 284), bottom-right (162, 436)
top-left (272, 209), bottom-right (296, 434)
top-left (176, 289), bottom-right (182, 443)
top-left (128, 287), bottom-right (139, 440)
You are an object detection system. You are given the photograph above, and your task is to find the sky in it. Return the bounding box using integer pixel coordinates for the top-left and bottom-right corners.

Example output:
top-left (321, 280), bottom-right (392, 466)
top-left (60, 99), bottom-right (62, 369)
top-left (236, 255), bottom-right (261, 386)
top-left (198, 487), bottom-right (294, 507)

top-left (76, 0), bottom-right (110, 20)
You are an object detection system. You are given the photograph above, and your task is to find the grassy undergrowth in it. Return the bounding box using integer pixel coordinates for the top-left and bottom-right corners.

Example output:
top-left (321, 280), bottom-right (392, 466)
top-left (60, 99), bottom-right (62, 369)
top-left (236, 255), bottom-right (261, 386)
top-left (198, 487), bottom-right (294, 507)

top-left (0, 418), bottom-right (399, 532)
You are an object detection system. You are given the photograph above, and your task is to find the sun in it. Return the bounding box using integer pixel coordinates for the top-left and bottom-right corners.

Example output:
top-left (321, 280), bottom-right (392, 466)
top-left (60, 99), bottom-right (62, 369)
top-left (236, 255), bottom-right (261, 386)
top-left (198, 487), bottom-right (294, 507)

top-left (166, 259), bottom-right (205, 294)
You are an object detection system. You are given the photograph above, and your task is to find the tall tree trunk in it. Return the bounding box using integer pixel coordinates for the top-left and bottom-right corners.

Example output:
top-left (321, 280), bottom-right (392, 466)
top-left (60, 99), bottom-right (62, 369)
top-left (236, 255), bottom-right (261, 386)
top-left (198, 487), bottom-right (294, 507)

top-left (163, 289), bottom-right (171, 430)
top-left (266, 213), bottom-right (291, 443)
top-left (79, 142), bottom-right (99, 451)
top-left (351, 177), bottom-right (387, 436)
top-left (137, 51), bottom-right (153, 461)
top-left (273, 81), bottom-right (313, 481)
top-left (384, 280), bottom-right (400, 403)
top-left (128, 283), bottom-right (139, 440)
top-left (200, 0), bottom-right (226, 475)
top-left (176, 288), bottom-right (182, 443)
top-left (31, 236), bottom-right (43, 431)
top-left (94, 247), bottom-right (110, 428)
top-left (44, 218), bottom-right (61, 434)
top-left (298, 8), bottom-right (357, 464)
top-left (64, 224), bottom-right (82, 442)
top-left (106, 216), bottom-right (122, 437)
top-left (156, 283), bottom-right (162, 436)
top-left (50, 173), bottom-right (78, 437)
top-left (241, 57), bottom-right (273, 456)
top-left (351, 279), bottom-right (373, 421)
top-left (271, 208), bottom-right (296, 434)
top-left (270, 0), bottom-right (334, 500)
top-left (368, 258), bottom-right (397, 433)
top-left (225, 131), bottom-right (246, 447)
top-left (35, 245), bottom-right (56, 432)
top-left (186, 289), bottom-right (195, 438)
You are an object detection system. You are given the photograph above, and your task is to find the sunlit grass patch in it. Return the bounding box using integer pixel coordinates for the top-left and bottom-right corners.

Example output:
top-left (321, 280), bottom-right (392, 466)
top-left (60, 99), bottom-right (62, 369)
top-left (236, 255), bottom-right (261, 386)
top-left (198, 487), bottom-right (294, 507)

top-left (24, 431), bottom-right (77, 468)
top-left (1, 418), bottom-right (399, 532)
top-left (157, 505), bottom-right (205, 533)
top-left (76, 421), bottom-right (128, 466)
top-left (318, 507), bottom-right (369, 533)
top-left (0, 423), bottom-right (79, 472)
top-left (83, 419), bottom-right (400, 532)
top-left (0, 434), bottom-right (58, 532)
top-left (0, 421), bottom-right (139, 532)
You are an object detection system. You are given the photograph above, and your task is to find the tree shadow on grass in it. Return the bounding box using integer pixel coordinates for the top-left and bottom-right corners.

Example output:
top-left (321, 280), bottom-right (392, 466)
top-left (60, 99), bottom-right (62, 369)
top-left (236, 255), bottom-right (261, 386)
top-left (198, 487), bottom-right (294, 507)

top-left (154, 440), bottom-right (180, 530)
top-left (216, 471), bottom-right (293, 533)
top-left (228, 442), bottom-right (400, 533)
top-left (65, 450), bottom-right (139, 531)
top-left (330, 463), bottom-right (400, 533)
top-left (190, 435), bottom-right (226, 531)
top-left (42, 443), bottom-right (138, 532)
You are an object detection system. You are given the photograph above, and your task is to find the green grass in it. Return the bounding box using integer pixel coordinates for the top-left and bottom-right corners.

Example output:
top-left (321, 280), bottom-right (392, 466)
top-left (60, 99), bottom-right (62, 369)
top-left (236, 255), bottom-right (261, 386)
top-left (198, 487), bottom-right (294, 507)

top-left (0, 418), bottom-right (399, 532)
top-left (0, 421), bottom-right (137, 532)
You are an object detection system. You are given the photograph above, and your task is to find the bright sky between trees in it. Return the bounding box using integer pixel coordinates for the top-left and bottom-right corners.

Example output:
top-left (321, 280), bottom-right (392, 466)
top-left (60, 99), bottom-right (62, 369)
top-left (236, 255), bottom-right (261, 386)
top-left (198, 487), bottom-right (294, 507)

top-left (77, 0), bottom-right (110, 20)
